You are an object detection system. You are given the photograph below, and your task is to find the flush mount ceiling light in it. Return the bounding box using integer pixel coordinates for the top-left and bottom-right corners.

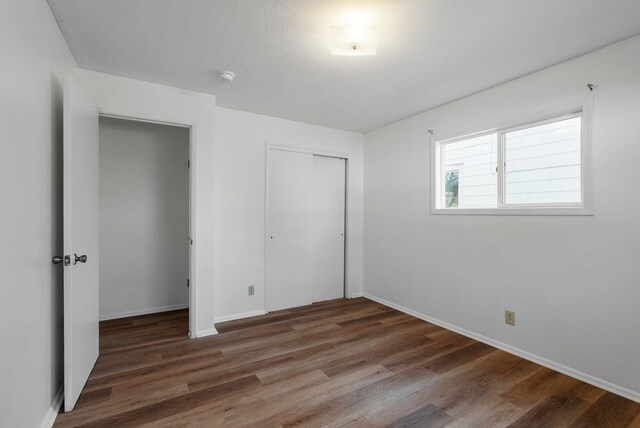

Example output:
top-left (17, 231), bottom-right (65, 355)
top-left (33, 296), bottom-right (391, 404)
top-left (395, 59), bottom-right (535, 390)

top-left (331, 11), bottom-right (380, 56)
top-left (332, 25), bottom-right (380, 56)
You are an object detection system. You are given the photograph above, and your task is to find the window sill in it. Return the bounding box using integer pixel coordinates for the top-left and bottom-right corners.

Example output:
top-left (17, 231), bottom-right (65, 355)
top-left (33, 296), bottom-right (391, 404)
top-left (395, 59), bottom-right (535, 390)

top-left (430, 206), bottom-right (593, 216)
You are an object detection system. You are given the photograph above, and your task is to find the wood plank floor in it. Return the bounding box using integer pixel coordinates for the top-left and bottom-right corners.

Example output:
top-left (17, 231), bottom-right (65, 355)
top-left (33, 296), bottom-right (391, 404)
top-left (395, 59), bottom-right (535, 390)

top-left (98, 308), bottom-right (190, 355)
top-left (55, 298), bottom-right (640, 427)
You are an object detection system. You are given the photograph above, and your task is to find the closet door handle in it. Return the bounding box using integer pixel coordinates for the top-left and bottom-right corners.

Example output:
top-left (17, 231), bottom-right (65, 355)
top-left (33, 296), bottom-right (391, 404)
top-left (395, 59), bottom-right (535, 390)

top-left (74, 253), bottom-right (88, 264)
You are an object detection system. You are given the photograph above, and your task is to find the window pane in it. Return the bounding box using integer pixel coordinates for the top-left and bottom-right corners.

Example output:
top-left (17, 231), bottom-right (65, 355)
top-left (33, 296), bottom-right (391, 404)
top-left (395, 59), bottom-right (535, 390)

top-left (504, 116), bottom-right (581, 205)
top-left (443, 134), bottom-right (498, 208)
top-left (445, 171), bottom-right (458, 208)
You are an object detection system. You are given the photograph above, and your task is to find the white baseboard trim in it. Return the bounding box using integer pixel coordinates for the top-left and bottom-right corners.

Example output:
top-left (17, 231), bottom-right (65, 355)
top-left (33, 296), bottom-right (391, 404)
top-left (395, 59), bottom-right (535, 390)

top-left (41, 386), bottom-right (63, 428)
top-left (363, 292), bottom-right (640, 404)
top-left (349, 292), bottom-right (364, 298)
top-left (100, 304), bottom-right (188, 321)
top-left (215, 309), bottom-right (267, 324)
top-left (194, 327), bottom-right (218, 338)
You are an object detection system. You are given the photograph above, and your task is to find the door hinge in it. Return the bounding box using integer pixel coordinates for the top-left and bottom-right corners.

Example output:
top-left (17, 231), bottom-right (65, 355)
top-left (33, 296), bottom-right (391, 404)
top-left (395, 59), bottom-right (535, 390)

top-left (187, 279), bottom-right (190, 288)
top-left (188, 160), bottom-right (190, 168)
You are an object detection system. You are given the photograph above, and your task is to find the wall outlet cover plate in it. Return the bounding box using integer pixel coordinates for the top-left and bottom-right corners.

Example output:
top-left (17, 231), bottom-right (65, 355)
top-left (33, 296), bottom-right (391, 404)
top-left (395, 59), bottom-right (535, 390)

top-left (505, 310), bottom-right (515, 326)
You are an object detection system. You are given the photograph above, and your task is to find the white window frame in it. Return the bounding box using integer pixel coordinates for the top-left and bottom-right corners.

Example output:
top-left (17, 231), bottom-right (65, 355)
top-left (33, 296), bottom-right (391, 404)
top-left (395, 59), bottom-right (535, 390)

top-left (431, 99), bottom-right (593, 216)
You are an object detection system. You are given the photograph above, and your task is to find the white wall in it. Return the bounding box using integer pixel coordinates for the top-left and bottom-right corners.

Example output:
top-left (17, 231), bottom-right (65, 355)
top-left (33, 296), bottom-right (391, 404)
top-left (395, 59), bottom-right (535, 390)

top-left (364, 35), bottom-right (640, 400)
top-left (99, 117), bottom-right (189, 320)
top-left (0, 0), bottom-right (76, 427)
top-left (76, 69), bottom-right (217, 336)
top-left (76, 72), bottom-right (364, 328)
top-left (214, 107), bottom-right (364, 321)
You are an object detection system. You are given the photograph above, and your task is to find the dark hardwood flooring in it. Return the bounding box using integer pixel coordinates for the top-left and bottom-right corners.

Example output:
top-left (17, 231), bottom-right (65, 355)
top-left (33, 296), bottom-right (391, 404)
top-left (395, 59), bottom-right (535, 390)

top-left (55, 298), bottom-right (640, 427)
top-left (99, 308), bottom-right (190, 355)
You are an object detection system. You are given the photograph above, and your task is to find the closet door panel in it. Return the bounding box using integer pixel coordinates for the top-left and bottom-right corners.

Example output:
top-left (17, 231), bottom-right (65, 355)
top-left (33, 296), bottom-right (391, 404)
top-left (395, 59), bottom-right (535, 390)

top-left (267, 150), bottom-right (314, 311)
top-left (312, 155), bottom-right (346, 302)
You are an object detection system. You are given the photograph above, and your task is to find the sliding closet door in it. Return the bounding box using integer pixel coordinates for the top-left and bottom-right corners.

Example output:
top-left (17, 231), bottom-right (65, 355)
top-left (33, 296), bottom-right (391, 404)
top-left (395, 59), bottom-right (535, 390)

top-left (267, 149), bottom-right (314, 311)
top-left (312, 156), bottom-right (346, 302)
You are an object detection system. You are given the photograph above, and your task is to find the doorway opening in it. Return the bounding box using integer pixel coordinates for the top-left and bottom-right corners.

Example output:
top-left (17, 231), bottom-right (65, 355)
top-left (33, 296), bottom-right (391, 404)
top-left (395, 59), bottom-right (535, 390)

top-left (98, 116), bottom-right (191, 350)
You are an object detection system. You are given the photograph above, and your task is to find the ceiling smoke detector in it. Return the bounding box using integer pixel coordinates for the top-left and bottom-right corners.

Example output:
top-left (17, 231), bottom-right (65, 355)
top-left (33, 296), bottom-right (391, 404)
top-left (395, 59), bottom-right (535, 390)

top-left (218, 70), bottom-right (235, 82)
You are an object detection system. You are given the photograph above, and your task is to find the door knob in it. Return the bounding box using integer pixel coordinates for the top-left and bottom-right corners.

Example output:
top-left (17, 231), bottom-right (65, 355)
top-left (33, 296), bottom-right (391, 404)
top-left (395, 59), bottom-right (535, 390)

top-left (74, 253), bottom-right (88, 264)
top-left (52, 255), bottom-right (71, 266)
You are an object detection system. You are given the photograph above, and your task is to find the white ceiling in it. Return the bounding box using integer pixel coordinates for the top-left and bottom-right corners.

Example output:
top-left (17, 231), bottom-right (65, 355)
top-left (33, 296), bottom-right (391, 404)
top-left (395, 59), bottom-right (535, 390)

top-left (48, 0), bottom-right (640, 132)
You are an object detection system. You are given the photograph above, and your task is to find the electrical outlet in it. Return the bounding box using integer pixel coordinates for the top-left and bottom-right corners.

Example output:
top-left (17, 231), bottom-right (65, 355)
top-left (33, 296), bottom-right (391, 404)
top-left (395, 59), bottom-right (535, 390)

top-left (505, 310), bottom-right (515, 326)
top-left (248, 285), bottom-right (255, 296)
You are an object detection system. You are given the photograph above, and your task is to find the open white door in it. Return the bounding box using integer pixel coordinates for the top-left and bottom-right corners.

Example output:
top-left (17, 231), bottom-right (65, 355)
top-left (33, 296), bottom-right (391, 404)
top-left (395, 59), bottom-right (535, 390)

top-left (63, 75), bottom-right (99, 412)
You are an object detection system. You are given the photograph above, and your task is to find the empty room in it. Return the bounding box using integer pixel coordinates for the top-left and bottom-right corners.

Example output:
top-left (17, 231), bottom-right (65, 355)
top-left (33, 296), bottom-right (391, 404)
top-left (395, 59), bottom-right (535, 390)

top-left (2, 0), bottom-right (640, 427)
